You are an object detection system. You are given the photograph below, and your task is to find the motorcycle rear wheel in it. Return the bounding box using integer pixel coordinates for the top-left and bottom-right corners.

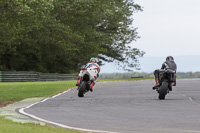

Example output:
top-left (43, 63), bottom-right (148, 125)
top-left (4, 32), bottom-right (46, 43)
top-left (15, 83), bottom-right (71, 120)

top-left (158, 81), bottom-right (168, 100)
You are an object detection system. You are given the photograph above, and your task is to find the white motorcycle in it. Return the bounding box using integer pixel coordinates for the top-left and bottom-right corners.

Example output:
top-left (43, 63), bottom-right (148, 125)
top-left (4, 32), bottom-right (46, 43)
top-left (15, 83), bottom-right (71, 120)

top-left (77, 64), bottom-right (99, 97)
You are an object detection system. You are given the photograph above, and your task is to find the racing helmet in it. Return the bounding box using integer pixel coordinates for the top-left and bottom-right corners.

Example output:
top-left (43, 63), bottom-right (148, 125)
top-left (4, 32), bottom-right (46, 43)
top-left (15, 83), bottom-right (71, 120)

top-left (90, 57), bottom-right (97, 63)
top-left (166, 56), bottom-right (174, 61)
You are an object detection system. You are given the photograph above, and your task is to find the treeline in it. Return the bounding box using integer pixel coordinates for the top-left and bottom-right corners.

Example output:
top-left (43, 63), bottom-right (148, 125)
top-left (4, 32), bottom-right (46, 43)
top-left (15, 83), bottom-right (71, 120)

top-left (0, 0), bottom-right (144, 73)
top-left (99, 72), bottom-right (154, 79)
top-left (99, 72), bottom-right (200, 79)
top-left (176, 72), bottom-right (200, 79)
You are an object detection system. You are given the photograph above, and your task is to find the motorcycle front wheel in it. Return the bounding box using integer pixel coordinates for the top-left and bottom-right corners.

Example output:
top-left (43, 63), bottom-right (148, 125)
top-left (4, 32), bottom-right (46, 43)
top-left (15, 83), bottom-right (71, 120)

top-left (78, 81), bottom-right (87, 97)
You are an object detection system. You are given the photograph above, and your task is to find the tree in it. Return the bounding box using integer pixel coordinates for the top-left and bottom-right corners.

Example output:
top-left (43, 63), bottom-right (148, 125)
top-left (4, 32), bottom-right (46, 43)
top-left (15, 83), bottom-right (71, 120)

top-left (52, 0), bottom-right (144, 71)
top-left (0, 0), bottom-right (76, 72)
top-left (0, 0), bottom-right (144, 73)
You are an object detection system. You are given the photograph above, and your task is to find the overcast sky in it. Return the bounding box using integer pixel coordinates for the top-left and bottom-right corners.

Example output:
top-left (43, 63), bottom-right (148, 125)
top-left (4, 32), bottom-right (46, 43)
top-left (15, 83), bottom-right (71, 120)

top-left (132, 0), bottom-right (200, 57)
top-left (101, 0), bottom-right (200, 73)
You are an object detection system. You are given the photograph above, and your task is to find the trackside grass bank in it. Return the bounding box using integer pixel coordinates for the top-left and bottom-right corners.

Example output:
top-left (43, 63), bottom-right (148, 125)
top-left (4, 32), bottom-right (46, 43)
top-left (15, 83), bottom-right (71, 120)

top-left (0, 81), bottom-right (76, 107)
top-left (0, 78), bottom-right (151, 133)
top-left (0, 117), bottom-right (80, 133)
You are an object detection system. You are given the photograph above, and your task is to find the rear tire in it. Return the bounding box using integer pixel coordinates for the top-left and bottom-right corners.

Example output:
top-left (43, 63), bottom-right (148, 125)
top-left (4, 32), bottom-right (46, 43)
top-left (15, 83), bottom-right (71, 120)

top-left (78, 81), bottom-right (87, 97)
top-left (158, 81), bottom-right (168, 100)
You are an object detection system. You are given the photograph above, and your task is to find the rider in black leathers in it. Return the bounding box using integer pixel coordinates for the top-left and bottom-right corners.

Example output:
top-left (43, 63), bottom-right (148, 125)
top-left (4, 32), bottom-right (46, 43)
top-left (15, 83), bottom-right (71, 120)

top-left (153, 56), bottom-right (177, 90)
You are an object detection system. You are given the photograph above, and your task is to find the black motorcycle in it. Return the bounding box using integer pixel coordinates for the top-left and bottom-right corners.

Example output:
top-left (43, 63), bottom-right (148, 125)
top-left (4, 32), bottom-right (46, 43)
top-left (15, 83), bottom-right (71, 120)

top-left (156, 69), bottom-right (176, 100)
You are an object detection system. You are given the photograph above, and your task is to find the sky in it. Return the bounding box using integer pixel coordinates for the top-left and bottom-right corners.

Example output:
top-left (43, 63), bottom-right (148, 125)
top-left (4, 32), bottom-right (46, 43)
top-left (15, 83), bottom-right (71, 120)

top-left (101, 0), bottom-right (200, 73)
top-left (132, 0), bottom-right (200, 57)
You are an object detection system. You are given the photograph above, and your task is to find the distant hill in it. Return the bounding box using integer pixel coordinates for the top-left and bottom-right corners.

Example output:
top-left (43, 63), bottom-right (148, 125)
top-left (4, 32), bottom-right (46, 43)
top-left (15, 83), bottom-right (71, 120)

top-left (101, 55), bottom-right (200, 73)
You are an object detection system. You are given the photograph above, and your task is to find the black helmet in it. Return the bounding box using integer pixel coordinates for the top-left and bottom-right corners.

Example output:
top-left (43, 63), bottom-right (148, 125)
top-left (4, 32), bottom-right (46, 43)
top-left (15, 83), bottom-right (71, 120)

top-left (166, 56), bottom-right (174, 61)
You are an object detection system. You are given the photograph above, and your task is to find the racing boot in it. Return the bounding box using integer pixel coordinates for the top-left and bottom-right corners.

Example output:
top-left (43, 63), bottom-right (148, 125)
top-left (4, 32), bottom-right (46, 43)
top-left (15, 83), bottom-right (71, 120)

top-left (76, 76), bottom-right (82, 86)
top-left (152, 78), bottom-right (160, 90)
top-left (173, 79), bottom-right (176, 86)
top-left (89, 82), bottom-right (95, 92)
top-left (169, 83), bottom-right (174, 91)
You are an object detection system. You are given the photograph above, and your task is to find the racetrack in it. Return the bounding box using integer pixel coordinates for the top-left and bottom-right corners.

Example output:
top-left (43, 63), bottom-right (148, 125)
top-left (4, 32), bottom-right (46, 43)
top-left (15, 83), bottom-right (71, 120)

top-left (22, 79), bottom-right (200, 133)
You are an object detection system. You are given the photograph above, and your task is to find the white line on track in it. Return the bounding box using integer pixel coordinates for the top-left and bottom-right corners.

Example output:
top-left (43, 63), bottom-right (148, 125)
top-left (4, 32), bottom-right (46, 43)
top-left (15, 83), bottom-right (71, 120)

top-left (176, 83), bottom-right (200, 105)
top-left (180, 93), bottom-right (200, 105)
top-left (19, 89), bottom-right (118, 133)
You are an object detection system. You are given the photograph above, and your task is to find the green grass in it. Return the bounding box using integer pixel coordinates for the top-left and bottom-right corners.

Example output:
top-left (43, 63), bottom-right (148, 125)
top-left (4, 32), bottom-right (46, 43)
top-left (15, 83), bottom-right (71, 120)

top-left (0, 80), bottom-right (76, 104)
top-left (0, 117), bottom-right (80, 133)
top-left (0, 78), bottom-right (152, 133)
top-left (0, 80), bottom-right (81, 133)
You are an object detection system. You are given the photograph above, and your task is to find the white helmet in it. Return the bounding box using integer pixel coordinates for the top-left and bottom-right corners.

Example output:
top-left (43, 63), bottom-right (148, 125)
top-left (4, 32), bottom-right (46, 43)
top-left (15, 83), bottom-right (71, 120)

top-left (90, 57), bottom-right (97, 63)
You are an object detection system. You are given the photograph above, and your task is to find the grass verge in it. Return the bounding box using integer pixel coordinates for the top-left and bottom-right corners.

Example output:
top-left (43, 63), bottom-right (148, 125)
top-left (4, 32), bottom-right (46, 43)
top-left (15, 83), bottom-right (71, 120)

top-left (0, 78), bottom-right (152, 133)
top-left (0, 80), bottom-right (76, 106)
top-left (0, 80), bottom-right (78, 133)
top-left (0, 117), bottom-right (80, 133)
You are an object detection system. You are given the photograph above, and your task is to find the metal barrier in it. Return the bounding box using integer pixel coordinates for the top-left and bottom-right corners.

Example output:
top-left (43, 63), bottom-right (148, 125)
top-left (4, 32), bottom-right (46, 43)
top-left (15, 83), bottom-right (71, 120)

top-left (131, 76), bottom-right (144, 78)
top-left (39, 73), bottom-right (78, 81)
top-left (0, 71), bottom-right (77, 82)
top-left (0, 71), bottom-right (2, 82)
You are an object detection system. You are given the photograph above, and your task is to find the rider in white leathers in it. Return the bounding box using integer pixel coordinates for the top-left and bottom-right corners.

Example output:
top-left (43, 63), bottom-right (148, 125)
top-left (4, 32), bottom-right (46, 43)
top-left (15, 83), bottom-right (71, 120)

top-left (76, 58), bottom-right (100, 92)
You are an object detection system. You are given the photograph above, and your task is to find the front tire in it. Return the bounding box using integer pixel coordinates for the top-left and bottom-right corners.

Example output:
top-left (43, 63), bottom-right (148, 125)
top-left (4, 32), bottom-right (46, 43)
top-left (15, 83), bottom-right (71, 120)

top-left (78, 81), bottom-right (87, 97)
top-left (158, 81), bottom-right (168, 100)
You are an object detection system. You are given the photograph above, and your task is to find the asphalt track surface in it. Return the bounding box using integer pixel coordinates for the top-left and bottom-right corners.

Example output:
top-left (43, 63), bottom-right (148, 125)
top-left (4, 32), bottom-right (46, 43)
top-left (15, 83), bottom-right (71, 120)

top-left (23, 79), bottom-right (200, 133)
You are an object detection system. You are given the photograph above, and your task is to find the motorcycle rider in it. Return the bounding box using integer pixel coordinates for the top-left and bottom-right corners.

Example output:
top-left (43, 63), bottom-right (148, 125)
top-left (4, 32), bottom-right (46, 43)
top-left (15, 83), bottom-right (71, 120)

top-left (76, 57), bottom-right (100, 92)
top-left (153, 56), bottom-right (177, 90)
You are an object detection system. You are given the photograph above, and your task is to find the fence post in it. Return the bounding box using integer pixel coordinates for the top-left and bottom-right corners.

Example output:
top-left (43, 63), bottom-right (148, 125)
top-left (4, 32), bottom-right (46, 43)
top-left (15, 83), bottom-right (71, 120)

top-left (0, 71), bottom-right (2, 82)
